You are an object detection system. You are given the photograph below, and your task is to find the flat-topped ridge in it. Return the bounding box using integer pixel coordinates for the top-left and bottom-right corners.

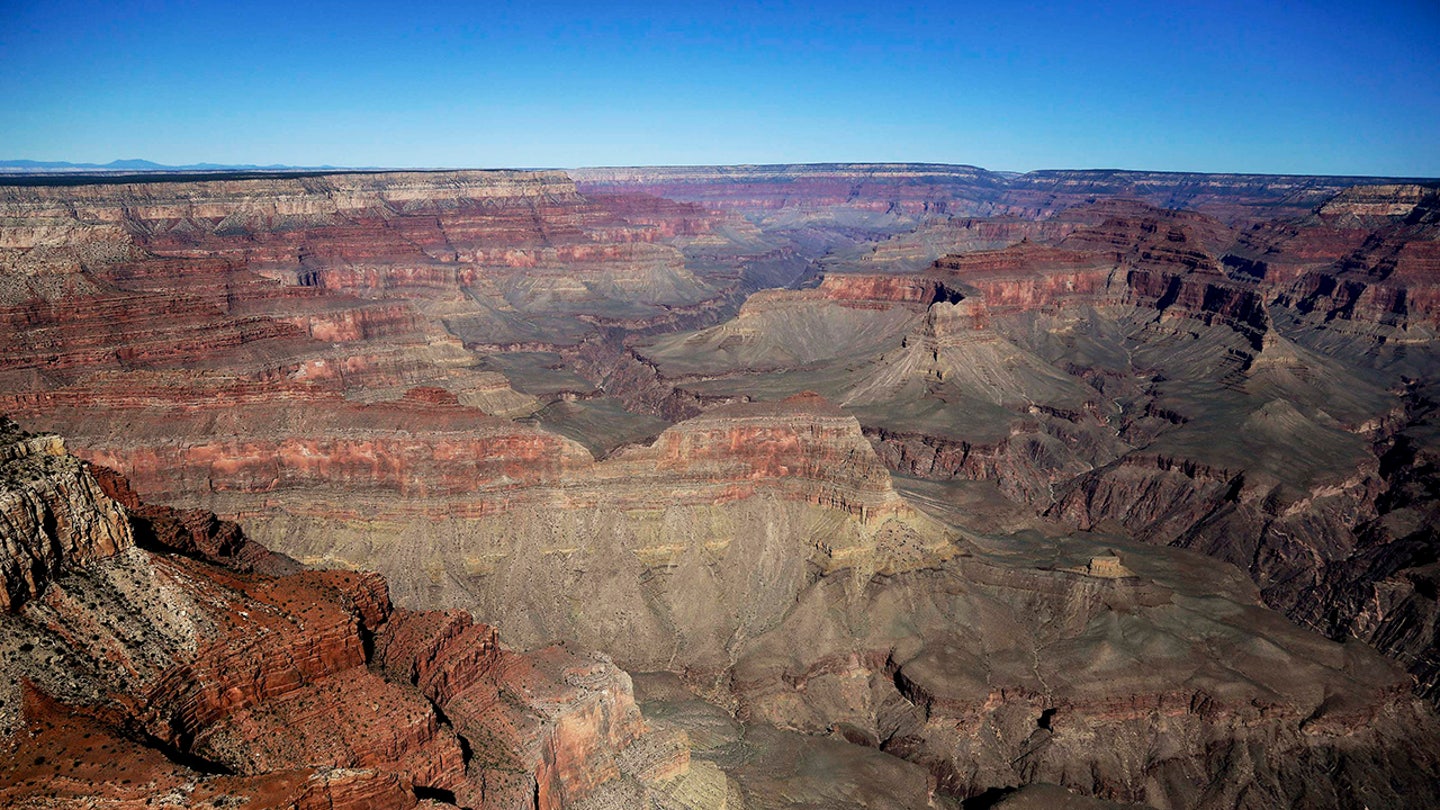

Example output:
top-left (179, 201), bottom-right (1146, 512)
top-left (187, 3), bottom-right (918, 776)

top-left (0, 168), bottom-right (579, 209)
top-left (0, 166), bottom-right (577, 190)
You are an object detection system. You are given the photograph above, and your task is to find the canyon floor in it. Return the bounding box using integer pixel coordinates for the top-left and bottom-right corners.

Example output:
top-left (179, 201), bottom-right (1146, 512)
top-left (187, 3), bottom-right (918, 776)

top-left (2, 164), bottom-right (1439, 808)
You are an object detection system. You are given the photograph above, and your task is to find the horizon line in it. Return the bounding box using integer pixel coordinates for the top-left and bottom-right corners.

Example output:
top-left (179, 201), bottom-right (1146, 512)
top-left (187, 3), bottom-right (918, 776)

top-left (3, 159), bottom-right (1439, 183)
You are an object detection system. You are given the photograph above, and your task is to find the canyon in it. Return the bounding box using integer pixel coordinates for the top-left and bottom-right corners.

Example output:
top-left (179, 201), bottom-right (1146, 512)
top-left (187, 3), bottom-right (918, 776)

top-left (3, 164), bottom-right (1440, 808)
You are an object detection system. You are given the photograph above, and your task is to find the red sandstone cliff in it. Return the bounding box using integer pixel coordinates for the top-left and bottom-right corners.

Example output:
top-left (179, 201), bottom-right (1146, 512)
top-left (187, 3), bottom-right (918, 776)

top-left (0, 419), bottom-right (677, 809)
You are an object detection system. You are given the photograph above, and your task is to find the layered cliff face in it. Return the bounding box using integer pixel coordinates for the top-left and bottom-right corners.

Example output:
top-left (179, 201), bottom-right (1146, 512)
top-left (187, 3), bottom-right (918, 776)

top-left (573, 164), bottom-right (1435, 226)
top-left (0, 420), bottom-right (686, 810)
top-left (0, 418), bottom-right (132, 611)
top-left (0, 170), bottom-right (741, 548)
top-left (570, 188), bottom-right (1440, 708)
top-left (0, 167), bottom-right (848, 476)
top-left (103, 394), bottom-right (963, 672)
top-left (8, 418), bottom-right (1440, 809)
top-left (1283, 188), bottom-right (1440, 337)
top-left (0, 169), bottom-right (732, 363)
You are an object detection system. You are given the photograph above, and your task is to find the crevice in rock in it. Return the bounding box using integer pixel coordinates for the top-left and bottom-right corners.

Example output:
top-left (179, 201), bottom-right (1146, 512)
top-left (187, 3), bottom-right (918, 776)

top-left (414, 784), bottom-right (458, 804)
top-left (961, 786), bottom-right (1017, 809)
top-left (132, 724), bottom-right (235, 776)
top-left (1036, 707), bottom-right (1056, 730)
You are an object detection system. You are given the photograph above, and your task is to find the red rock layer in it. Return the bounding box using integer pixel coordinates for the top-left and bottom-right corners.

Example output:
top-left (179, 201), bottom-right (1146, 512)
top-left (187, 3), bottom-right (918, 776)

top-left (813, 272), bottom-right (961, 307)
top-left (929, 244), bottom-right (1120, 313)
top-left (0, 429), bottom-right (668, 809)
top-left (3, 685), bottom-right (422, 810)
top-left (627, 393), bottom-right (907, 521)
top-left (20, 388), bottom-right (589, 513)
top-left (0, 170), bottom-right (762, 565)
top-left (372, 609), bottom-right (647, 810)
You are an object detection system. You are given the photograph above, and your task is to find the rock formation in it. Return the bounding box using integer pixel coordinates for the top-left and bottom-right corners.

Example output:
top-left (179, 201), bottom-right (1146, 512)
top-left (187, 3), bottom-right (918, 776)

top-left (0, 419), bottom-right (682, 809)
top-left (563, 184), bottom-right (1440, 712)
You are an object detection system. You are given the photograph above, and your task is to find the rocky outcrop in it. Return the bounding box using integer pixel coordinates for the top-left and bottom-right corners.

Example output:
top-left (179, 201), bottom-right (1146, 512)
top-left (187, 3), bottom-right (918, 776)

top-left (719, 534), bottom-right (1440, 808)
top-left (0, 418), bottom-right (131, 611)
top-left (4, 684), bottom-right (424, 810)
top-left (0, 419), bottom-right (684, 809)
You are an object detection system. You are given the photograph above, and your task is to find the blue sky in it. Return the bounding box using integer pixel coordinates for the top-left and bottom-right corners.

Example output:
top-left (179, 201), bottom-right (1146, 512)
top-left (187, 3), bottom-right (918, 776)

top-left (2, 0), bottom-right (1437, 174)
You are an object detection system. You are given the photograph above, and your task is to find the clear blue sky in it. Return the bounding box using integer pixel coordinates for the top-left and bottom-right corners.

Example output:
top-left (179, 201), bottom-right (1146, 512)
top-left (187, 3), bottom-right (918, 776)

top-left (2, 0), bottom-right (1437, 175)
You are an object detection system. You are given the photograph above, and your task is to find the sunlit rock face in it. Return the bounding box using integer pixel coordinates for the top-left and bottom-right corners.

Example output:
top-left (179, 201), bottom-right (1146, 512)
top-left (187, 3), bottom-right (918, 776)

top-left (0, 419), bottom-right (132, 611)
top-left (0, 422), bottom-right (679, 809)
top-left (573, 179), bottom-right (1440, 711)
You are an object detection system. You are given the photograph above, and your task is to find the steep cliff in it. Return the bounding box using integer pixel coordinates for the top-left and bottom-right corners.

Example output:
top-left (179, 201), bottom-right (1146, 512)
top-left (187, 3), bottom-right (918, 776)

top-left (0, 420), bottom-right (681, 809)
top-left (570, 190), bottom-right (1440, 710)
top-left (0, 417), bottom-right (131, 611)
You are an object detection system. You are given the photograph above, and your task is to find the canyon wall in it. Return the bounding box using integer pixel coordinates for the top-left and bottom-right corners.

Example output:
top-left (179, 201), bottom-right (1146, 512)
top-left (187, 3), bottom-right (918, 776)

top-left (0, 420), bottom-right (690, 809)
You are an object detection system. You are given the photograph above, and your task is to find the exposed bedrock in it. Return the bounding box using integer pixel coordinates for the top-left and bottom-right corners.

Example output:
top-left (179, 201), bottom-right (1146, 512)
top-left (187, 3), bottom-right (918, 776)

top-left (0, 169), bottom-right (749, 414)
top-left (0, 420), bottom-right (685, 809)
top-left (22, 403), bottom-right (1440, 807)
top-left (5, 167), bottom-right (1440, 807)
top-left (23, 390), bottom-right (591, 511)
top-left (114, 395), bottom-right (964, 670)
top-left (1280, 190), bottom-right (1440, 332)
top-left (720, 534), bottom-right (1440, 808)
top-left (18, 408), bottom-right (1434, 808)
top-left (0, 418), bottom-right (132, 611)
top-left (567, 192), bottom-right (1440, 717)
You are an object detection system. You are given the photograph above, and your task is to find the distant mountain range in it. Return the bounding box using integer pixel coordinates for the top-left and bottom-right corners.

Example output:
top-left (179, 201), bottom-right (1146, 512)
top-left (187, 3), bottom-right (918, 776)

top-left (0, 159), bottom-right (354, 172)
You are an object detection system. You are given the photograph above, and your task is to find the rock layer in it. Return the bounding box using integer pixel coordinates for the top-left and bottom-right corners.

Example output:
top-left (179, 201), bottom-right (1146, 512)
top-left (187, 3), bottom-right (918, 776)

top-left (571, 189), bottom-right (1440, 709)
top-left (0, 418), bottom-right (131, 611)
top-left (0, 421), bottom-right (679, 809)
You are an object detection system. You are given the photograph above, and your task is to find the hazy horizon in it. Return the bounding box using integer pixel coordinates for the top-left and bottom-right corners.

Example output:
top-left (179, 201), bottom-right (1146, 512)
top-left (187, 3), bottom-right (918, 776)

top-left (4, 157), bottom-right (1440, 180)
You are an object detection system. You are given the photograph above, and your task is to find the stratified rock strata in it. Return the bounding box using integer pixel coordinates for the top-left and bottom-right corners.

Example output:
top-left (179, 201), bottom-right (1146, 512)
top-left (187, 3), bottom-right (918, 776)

top-left (0, 420), bottom-right (677, 809)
